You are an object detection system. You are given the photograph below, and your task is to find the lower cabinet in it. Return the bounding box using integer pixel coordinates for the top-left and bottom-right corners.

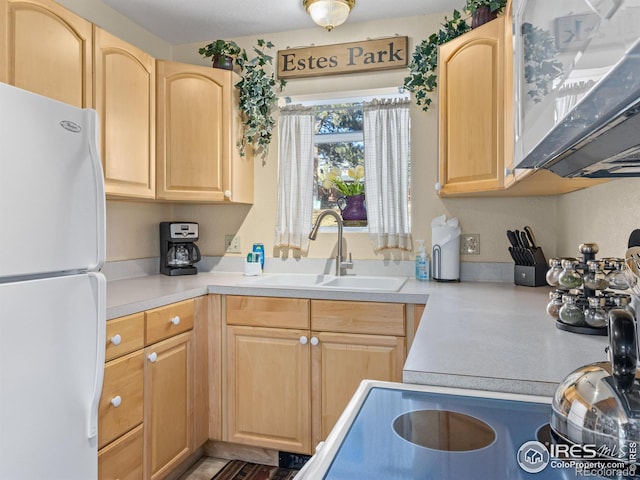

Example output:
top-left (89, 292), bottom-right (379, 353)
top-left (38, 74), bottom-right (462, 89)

top-left (145, 331), bottom-right (194, 480)
top-left (224, 296), bottom-right (408, 454)
top-left (98, 425), bottom-right (144, 480)
top-left (99, 298), bottom-right (198, 480)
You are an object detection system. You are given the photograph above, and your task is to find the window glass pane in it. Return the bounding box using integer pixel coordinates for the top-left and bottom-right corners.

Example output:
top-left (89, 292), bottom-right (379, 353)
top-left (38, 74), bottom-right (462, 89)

top-left (310, 99), bottom-right (411, 229)
top-left (313, 103), bottom-right (365, 227)
top-left (315, 103), bottom-right (362, 134)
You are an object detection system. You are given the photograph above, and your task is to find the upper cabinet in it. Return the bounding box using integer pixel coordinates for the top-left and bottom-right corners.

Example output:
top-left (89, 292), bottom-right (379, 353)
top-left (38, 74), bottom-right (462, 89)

top-left (94, 27), bottom-right (156, 199)
top-left (438, 16), bottom-right (509, 196)
top-left (0, 0), bottom-right (92, 107)
top-left (1, 0), bottom-right (253, 204)
top-left (156, 61), bottom-right (254, 204)
top-left (436, 4), bottom-right (607, 197)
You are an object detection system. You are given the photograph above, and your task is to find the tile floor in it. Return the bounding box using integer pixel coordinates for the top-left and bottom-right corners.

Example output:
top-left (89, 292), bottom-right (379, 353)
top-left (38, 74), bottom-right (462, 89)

top-left (178, 457), bottom-right (228, 480)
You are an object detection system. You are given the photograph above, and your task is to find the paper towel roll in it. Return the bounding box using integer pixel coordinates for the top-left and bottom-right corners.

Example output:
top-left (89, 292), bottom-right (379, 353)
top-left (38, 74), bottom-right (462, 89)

top-left (431, 215), bottom-right (461, 281)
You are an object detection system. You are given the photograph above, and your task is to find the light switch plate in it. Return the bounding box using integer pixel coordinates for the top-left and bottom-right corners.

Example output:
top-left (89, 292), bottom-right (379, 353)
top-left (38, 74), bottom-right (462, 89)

top-left (225, 235), bottom-right (242, 253)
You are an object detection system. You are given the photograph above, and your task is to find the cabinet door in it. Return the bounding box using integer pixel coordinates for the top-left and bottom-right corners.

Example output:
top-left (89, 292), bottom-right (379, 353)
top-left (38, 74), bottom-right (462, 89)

top-left (98, 424), bottom-right (144, 480)
top-left (1, 0), bottom-right (92, 107)
top-left (156, 61), bottom-right (228, 202)
top-left (438, 17), bottom-right (506, 195)
top-left (225, 325), bottom-right (311, 454)
top-left (311, 331), bottom-right (404, 447)
top-left (94, 27), bottom-right (156, 199)
top-left (144, 331), bottom-right (194, 480)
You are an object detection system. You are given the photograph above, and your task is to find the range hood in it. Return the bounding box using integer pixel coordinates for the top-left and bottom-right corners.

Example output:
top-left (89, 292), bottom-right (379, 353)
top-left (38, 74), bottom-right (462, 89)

top-left (513, 0), bottom-right (640, 178)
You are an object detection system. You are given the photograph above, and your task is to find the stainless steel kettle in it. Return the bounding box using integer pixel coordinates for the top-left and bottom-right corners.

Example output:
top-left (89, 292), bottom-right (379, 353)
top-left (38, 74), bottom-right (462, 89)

top-left (551, 309), bottom-right (640, 464)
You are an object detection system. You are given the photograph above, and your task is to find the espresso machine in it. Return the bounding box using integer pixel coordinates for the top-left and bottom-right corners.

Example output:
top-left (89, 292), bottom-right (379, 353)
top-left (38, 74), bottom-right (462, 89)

top-left (160, 222), bottom-right (201, 276)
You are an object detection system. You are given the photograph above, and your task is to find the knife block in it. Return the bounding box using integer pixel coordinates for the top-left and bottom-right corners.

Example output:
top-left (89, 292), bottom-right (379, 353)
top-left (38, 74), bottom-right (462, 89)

top-left (515, 264), bottom-right (547, 287)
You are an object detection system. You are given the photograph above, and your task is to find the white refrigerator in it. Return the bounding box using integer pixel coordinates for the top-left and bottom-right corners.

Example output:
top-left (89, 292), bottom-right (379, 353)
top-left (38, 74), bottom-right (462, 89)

top-left (0, 82), bottom-right (106, 479)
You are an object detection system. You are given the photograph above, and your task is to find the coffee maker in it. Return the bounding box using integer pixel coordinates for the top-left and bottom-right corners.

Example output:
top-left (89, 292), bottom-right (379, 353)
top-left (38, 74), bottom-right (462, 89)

top-left (160, 222), bottom-right (201, 276)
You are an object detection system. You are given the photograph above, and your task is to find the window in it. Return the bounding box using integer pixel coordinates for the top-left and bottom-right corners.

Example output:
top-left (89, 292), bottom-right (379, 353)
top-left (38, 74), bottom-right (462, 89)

top-left (313, 102), bottom-right (365, 226)
top-left (277, 88), bottom-right (412, 252)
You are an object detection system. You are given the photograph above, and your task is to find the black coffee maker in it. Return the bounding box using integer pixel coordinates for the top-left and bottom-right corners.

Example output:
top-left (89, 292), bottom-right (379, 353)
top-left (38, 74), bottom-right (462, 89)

top-left (160, 222), bottom-right (201, 276)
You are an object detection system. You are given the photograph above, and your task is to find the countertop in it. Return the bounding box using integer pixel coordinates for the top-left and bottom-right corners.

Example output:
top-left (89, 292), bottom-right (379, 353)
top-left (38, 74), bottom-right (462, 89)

top-left (107, 273), bottom-right (609, 397)
top-left (403, 281), bottom-right (608, 396)
top-left (106, 272), bottom-right (429, 319)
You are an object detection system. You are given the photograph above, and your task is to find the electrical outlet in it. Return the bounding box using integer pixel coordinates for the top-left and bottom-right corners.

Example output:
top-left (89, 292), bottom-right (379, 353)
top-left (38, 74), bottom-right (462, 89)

top-left (461, 234), bottom-right (480, 255)
top-left (225, 235), bottom-right (242, 253)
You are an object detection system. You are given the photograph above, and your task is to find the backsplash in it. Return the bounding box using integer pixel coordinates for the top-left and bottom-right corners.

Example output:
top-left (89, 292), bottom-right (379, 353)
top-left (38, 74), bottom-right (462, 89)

top-left (102, 256), bottom-right (513, 283)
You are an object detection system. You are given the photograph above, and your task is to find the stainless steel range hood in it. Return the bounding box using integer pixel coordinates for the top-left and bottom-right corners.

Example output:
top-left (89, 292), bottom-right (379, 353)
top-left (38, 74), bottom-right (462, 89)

top-left (513, 0), bottom-right (640, 178)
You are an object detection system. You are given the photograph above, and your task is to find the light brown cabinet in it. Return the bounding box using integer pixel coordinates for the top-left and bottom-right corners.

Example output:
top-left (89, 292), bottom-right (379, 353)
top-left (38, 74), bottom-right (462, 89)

top-left (310, 300), bottom-right (405, 446)
top-left (144, 331), bottom-right (193, 480)
top-left (94, 27), bottom-right (156, 199)
top-left (143, 299), bottom-right (195, 480)
top-left (156, 61), bottom-right (253, 204)
top-left (224, 296), bottom-right (407, 454)
top-left (1, 1), bottom-right (254, 203)
top-left (437, 9), bottom-right (606, 197)
top-left (99, 312), bottom-right (145, 480)
top-left (99, 298), bottom-right (205, 480)
top-left (438, 15), bottom-right (508, 196)
top-left (0, 0), bottom-right (92, 108)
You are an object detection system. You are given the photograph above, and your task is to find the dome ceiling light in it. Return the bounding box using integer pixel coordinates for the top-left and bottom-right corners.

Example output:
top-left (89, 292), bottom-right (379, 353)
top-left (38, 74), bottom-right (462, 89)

top-left (303, 0), bottom-right (356, 31)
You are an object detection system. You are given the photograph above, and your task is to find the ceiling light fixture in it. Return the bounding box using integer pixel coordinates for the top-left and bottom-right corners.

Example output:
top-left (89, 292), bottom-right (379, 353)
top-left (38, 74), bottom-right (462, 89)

top-left (303, 0), bottom-right (355, 32)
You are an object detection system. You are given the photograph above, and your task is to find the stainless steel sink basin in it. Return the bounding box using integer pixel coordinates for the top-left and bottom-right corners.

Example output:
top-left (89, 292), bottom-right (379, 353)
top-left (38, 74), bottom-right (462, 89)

top-left (243, 274), bottom-right (407, 292)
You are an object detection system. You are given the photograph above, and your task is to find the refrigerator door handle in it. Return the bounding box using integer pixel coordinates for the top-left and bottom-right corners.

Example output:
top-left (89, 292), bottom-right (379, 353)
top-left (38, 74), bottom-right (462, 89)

top-left (86, 109), bottom-right (106, 272)
top-left (87, 272), bottom-right (106, 440)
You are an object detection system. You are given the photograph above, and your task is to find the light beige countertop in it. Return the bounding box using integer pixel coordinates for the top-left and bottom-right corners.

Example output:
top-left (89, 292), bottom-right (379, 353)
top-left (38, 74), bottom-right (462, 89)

top-left (106, 272), bottom-right (429, 319)
top-left (107, 273), bottom-right (608, 397)
top-left (403, 281), bottom-right (608, 397)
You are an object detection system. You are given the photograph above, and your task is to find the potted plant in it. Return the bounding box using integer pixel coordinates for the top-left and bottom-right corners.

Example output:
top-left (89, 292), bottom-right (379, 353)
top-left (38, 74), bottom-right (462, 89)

top-left (199, 39), bottom-right (286, 158)
top-left (403, 10), bottom-right (470, 112)
top-left (234, 39), bottom-right (286, 158)
top-left (465, 0), bottom-right (507, 28)
top-left (321, 165), bottom-right (367, 224)
top-left (198, 39), bottom-right (242, 70)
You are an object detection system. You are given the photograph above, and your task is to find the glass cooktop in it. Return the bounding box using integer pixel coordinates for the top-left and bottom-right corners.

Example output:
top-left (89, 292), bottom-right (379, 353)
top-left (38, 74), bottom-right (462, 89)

top-left (320, 386), bottom-right (619, 479)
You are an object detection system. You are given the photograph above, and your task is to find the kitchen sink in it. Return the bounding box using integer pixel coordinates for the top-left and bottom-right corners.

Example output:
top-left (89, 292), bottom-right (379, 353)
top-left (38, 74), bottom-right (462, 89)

top-left (243, 274), bottom-right (407, 292)
top-left (319, 275), bottom-right (407, 292)
top-left (245, 273), bottom-right (327, 287)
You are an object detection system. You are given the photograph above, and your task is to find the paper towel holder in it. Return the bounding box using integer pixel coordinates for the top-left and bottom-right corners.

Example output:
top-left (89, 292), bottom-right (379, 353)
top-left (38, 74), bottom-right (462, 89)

top-left (432, 244), bottom-right (460, 282)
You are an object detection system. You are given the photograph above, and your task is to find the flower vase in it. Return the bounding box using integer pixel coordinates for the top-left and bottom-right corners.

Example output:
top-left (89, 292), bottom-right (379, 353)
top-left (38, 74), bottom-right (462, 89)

top-left (337, 194), bottom-right (367, 227)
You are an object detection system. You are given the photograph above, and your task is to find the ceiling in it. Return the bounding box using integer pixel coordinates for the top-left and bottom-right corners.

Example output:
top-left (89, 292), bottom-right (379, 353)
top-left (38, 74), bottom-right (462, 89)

top-left (101, 0), bottom-right (460, 45)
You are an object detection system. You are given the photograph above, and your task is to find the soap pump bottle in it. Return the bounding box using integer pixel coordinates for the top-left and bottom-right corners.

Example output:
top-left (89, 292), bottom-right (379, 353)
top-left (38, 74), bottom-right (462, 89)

top-left (415, 240), bottom-right (429, 282)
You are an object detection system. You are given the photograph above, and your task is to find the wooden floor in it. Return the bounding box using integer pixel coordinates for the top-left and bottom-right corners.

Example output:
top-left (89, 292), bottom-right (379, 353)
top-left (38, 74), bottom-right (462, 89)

top-left (177, 457), bottom-right (228, 480)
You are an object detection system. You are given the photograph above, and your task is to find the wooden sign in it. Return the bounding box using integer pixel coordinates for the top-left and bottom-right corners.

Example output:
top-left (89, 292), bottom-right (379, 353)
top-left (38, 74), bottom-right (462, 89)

top-left (277, 36), bottom-right (408, 80)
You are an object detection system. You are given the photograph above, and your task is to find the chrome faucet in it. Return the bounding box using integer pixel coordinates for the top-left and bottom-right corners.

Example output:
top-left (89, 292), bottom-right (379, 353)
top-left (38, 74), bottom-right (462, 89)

top-left (309, 210), bottom-right (353, 276)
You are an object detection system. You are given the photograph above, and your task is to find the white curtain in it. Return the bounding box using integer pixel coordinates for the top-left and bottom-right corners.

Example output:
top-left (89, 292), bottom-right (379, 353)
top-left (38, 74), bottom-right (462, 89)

top-left (363, 98), bottom-right (412, 253)
top-left (274, 105), bottom-right (315, 253)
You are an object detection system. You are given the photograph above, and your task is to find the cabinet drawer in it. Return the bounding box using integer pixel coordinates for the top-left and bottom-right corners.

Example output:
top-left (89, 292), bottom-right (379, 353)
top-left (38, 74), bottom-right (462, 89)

top-left (105, 313), bottom-right (144, 361)
top-left (98, 424), bottom-right (143, 480)
top-left (226, 296), bottom-right (309, 329)
top-left (145, 299), bottom-right (194, 345)
top-left (311, 300), bottom-right (405, 336)
top-left (99, 351), bottom-right (144, 449)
